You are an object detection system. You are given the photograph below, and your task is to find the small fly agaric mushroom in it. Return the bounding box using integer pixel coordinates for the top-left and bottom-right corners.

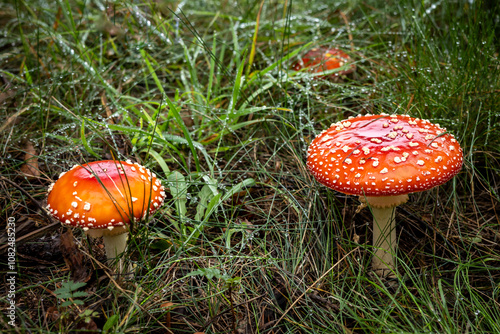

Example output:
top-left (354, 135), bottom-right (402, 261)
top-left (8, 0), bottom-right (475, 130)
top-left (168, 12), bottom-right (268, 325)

top-left (47, 160), bottom-right (165, 269)
top-left (293, 46), bottom-right (356, 77)
top-left (307, 114), bottom-right (463, 276)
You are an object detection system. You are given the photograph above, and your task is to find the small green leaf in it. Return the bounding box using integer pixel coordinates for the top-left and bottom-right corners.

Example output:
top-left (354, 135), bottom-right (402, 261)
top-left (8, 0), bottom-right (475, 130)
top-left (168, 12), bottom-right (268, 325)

top-left (195, 184), bottom-right (216, 222)
top-left (142, 149), bottom-right (170, 175)
top-left (221, 178), bottom-right (256, 202)
top-left (224, 276), bottom-right (241, 285)
top-left (188, 267), bottom-right (222, 280)
top-left (80, 120), bottom-right (100, 159)
top-left (228, 50), bottom-right (247, 121)
top-left (150, 239), bottom-right (172, 251)
top-left (70, 291), bottom-right (90, 298)
top-left (202, 175), bottom-right (219, 197)
top-left (24, 64), bottom-right (33, 85)
top-left (54, 281), bottom-right (87, 298)
top-left (167, 171), bottom-right (188, 219)
top-left (80, 309), bottom-right (93, 317)
top-left (204, 192), bottom-right (222, 221)
top-left (103, 314), bottom-right (119, 332)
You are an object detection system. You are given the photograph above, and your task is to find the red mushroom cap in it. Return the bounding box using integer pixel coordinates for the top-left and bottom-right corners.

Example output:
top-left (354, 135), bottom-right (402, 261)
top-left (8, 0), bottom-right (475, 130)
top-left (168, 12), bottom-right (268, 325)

top-left (307, 114), bottom-right (463, 196)
top-left (46, 160), bottom-right (165, 232)
top-left (293, 47), bottom-right (356, 76)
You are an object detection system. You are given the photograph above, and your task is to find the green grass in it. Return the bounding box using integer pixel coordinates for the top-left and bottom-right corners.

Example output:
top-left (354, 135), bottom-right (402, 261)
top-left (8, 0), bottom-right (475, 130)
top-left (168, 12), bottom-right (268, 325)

top-left (1, 0), bottom-right (499, 333)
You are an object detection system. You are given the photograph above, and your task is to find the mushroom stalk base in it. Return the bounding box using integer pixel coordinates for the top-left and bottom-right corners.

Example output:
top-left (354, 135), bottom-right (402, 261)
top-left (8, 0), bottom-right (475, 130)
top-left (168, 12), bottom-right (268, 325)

top-left (370, 206), bottom-right (397, 277)
top-left (361, 195), bottom-right (408, 277)
top-left (102, 233), bottom-right (128, 263)
top-left (87, 229), bottom-right (129, 272)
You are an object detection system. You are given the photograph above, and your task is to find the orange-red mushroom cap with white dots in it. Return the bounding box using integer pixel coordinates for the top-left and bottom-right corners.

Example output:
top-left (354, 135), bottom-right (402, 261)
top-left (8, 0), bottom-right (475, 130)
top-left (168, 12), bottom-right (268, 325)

top-left (306, 114), bottom-right (463, 196)
top-left (293, 47), bottom-right (356, 76)
top-left (46, 160), bottom-right (165, 232)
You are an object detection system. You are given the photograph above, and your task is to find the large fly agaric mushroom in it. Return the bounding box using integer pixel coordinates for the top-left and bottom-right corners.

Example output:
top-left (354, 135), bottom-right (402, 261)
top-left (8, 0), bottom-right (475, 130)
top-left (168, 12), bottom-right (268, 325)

top-left (293, 46), bottom-right (356, 77)
top-left (307, 114), bottom-right (463, 276)
top-left (47, 160), bottom-right (165, 269)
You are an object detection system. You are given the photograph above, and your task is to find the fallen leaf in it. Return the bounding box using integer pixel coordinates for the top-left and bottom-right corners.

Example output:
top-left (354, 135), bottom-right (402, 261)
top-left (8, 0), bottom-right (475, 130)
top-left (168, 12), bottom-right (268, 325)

top-left (45, 306), bottom-right (60, 323)
top-left (20, 140), bottom-right (40, 178)
top-left (0, 87), bottom-right (15, 104)
top-left (60, 230), bottom-right (91, 283)
top-left (75, 317), bottom-right (99, 331)
top-left (161, 302), bottom-right (176, 309)
top-left (0, 107), bottom-right (28, 134)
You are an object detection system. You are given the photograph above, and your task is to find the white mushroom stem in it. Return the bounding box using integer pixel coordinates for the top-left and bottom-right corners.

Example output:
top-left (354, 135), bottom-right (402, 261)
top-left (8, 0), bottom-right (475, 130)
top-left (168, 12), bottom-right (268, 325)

top-left (361, 195), bottom-right (408, 277)
top-left (371, 205), bottom-right (397, 276)
top-left (86, 227), bottom-right (129, 272)
top-left (102, 233), bottom-right (128, 261)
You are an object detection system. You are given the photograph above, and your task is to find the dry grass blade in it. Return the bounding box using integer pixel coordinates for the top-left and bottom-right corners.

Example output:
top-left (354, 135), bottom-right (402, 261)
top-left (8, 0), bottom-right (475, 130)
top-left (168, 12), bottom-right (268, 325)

top-left (274, 247), bottom-right (359, 328)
